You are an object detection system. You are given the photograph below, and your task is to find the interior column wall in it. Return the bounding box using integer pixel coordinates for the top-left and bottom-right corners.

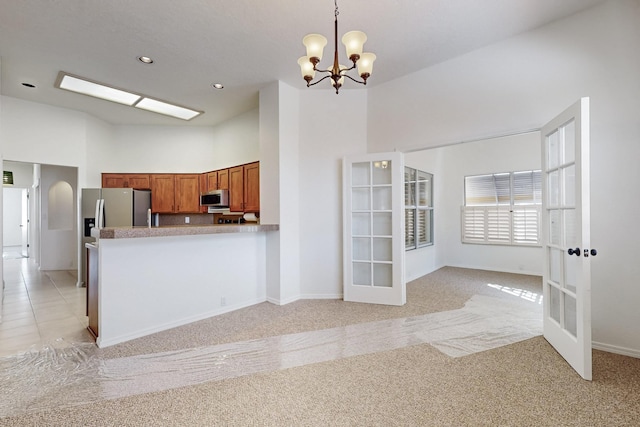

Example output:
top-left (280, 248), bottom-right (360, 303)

top-left (259, 81), bottom-right (301, 304)
top-left (297, 89), bottom-right (368, 298)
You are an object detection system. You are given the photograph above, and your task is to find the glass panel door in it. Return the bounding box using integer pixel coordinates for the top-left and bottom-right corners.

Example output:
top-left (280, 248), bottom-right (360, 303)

top-left (541, 98), bottom-right (592, 380)
top-left (344, 153), bottom-right (405, 306)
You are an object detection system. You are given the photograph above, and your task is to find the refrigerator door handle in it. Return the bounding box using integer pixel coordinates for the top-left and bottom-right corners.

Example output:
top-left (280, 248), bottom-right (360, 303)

top-left (96, 199), bottom-right (105, 229)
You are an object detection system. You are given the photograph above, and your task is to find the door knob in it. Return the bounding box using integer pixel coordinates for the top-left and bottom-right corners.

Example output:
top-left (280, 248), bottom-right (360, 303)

top-left (567, 247), bottom-right (580, 256)
top-left (590, 249), bottom-right (597, 256)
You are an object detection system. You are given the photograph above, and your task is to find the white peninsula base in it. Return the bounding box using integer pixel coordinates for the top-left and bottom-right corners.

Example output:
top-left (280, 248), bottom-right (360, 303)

top-left (95, 225), bottom-right (277, 348)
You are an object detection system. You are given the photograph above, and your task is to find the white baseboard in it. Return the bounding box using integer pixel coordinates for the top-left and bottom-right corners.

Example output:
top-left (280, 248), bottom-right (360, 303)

top-left (445, 263), bottom-right (542, 277)
top-left (299, 293), bottom-right (343, 300)
top-left (266, 294), bottom-right (342, 305)
top-left (593, 341), bottom-right (640, 359)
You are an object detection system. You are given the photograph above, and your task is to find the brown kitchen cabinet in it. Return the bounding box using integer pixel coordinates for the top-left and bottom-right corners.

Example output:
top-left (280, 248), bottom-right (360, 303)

top-left (228, 162), bottom-right (260, 213)
top-left (175, 174), bottom-right (200, 213)
top-left (150, 174), bottom-right (176, 213)
top-left (217, 169), bottom-right (229, 190)
top-left (244, 162), bottom-right (260, 213)
top-left (102, 173), bottom-right (151, 189)
top-left (150, 174), bottom-right (201, 213)
top-left (199, 173), bottom-right (208, 213)
top-left (229, 166), bottom-right (244, 212)
top-left (206, 171), bottom-right (219, 190)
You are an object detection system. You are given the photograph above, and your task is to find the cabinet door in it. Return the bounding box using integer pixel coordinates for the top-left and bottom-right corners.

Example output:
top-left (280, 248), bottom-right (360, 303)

top-left (207, 171), bottom-right (218, 190)
top-left (102, 174), bottom-right (125, 188)
top-left (217, 169), bottom-right (229, 190)
top-left (175, 174), bottom-right (201, 213)
top-left (125, 174), bottom-right (151, 189)
top-left (229, 166), bottom-right (244, 212)
top-left (150, 174), bottom-right (175, 213)
top-left (244, 162), bottom-right (260, 213)
top-left (199, 173), bottom-right (208, 213)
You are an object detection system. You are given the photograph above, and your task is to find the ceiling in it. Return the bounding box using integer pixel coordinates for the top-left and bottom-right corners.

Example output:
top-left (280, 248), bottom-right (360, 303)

top-left (0, 0), bottom-right (605, 127)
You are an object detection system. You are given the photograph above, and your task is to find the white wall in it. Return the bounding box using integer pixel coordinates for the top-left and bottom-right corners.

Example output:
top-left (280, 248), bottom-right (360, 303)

top-left (297, 89), bottom-right (368, 298)
top-left (210, 109), bottom-right (260, 169)
top-left (97, 109), bottom-right (259, 175)
top-left (84, 115), bottom-right (116, 188)
top-left (40, 164), bottom-right (78, 270)
top-left (369, 0), bottom-right (640, 356)
top-left (259, 82), bottom-right (301, 304)
top-left (0, 97), bottom-right (88, 168)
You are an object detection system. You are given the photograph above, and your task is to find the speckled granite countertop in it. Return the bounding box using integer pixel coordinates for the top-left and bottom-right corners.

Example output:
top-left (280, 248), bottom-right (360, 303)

top-left (98, 224), bottom-right (279, 239)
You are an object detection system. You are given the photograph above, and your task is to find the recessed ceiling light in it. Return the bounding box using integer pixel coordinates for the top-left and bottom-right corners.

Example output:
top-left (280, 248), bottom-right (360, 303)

top-left (54, 71), bottom-right (203, 121)
top-left (211, 83), bottom-right (224, 90)
top-left (137, 56), bottom-right (154, 64)
top-left (22, 83), bottom-right (36, 88)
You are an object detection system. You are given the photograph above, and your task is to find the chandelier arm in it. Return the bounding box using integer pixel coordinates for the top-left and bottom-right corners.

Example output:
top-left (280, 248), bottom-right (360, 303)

top-left (342, 74), bottom-right (367, 85)
top-left (312, 67), bottom-right (333, 75)
top-left (307, 75), bottom-right (333, 87)
top-left (338, 62), bottom-right (357, 74)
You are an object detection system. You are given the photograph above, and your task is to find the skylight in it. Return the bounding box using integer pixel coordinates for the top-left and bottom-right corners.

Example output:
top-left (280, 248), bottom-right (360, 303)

top-left (54, 72), bottom-right (203, 121)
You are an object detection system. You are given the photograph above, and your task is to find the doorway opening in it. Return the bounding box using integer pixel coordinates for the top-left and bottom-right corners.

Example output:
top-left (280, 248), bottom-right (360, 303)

top-left (2, 187), bottom-right (29, 259)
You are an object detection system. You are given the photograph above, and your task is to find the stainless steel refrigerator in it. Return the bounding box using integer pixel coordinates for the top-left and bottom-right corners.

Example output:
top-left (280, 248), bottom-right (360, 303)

top-left (80, 188), bottom-right (151, 285)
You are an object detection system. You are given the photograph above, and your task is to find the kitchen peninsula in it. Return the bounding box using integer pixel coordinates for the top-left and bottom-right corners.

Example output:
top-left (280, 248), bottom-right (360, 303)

top-left (88, 223), bottom-right (278, 348)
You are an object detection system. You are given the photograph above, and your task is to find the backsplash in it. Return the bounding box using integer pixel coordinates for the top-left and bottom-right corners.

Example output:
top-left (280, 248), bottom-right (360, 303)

top-left (158, 214), bottom-right (214, 226)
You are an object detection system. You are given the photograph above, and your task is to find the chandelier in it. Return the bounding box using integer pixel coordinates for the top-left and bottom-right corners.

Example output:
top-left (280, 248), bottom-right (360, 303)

top-left (297, 0), bottom-right (376, 94)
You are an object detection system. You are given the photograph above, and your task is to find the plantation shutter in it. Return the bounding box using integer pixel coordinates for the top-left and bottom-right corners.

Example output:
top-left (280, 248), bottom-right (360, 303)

top-left (462, 171), bottom-right (541, 246)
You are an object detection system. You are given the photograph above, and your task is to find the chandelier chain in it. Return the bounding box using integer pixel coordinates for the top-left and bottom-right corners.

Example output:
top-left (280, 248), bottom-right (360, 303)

top-left (335, 0), bottom-right (339, 18)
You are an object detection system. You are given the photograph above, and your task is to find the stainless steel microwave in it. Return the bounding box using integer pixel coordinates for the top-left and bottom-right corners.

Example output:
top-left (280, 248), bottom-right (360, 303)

top-left (200, 189), bottom-right (229, 207)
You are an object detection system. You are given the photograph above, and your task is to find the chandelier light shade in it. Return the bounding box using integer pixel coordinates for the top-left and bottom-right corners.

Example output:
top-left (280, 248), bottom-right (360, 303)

top-left (298, 0), bottom-right (376, 94)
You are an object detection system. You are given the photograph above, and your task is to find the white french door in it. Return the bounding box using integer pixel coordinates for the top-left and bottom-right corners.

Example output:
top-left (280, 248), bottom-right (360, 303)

top-left (343, 152), bottom-right (405, 306)
top-left (541, 97), bottom-right (593, 380)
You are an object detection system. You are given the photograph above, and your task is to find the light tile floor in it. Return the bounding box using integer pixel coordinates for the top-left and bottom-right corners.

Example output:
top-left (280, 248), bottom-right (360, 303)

top-left (0, 255), bottom-right (94, 358)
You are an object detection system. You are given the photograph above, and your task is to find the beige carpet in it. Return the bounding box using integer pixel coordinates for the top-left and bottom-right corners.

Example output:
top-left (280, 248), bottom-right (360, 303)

top-left (1, 267), bottom-right (639, 426)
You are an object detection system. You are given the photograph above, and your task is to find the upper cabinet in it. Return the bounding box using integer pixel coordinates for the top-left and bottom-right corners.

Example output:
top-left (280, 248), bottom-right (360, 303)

top-left (150, 174), bottom-right (176, 213)
top-left (150, 174), bottom-right (201, 214)
top-left (229, 162), bottom-right (259, 213)
top-left (206, 171), bottom-right (218, 191)
top-left (229, 166), bottom-right (244, 212)
top-left (103, 162), bottom-right (257, 215)
top-left (218, 169), bottom-right (229, 190)
top-left (102, 173), bottom-right (150, 189)
top-left (244, 162), bottom-right (260, 213)
top-left (175, 174), bottom-right (200, 213)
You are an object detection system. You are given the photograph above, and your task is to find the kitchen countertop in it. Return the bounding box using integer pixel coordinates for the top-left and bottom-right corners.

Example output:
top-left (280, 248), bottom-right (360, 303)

top-left (97, 223), bottom-right (279, 239)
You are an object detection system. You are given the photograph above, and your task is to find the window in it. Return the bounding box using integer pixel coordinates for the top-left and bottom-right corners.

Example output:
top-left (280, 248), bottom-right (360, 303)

top-left (405, 167), bottom-right (433, 250)
top-left (462, 170), bottom-right (541, 246)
